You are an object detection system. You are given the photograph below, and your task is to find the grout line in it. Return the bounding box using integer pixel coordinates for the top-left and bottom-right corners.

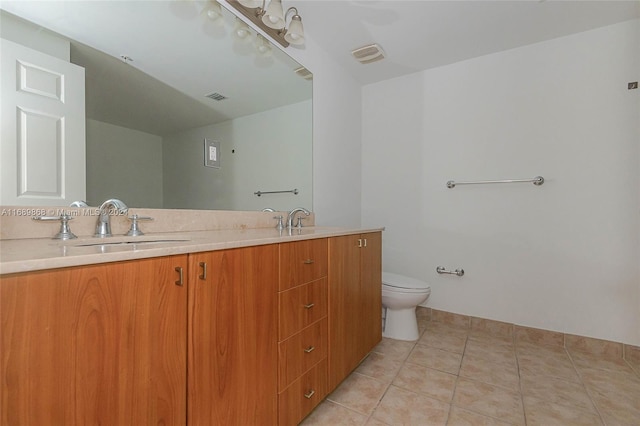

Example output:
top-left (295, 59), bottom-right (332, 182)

top-left (563, 348), bottom-right (607, 426)
top-left (514, 339), bottom-right (528, 425)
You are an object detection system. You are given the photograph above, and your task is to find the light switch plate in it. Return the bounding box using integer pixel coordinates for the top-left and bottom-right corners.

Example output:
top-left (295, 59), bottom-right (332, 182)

top-left (204, 138), bottom-right (220, 168)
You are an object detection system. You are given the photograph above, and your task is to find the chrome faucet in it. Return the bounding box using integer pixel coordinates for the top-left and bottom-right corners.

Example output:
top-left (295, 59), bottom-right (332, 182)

top-left (95, 198), bottom-right (128, 237)
top-left (286, 207), bottom-right (310, 229)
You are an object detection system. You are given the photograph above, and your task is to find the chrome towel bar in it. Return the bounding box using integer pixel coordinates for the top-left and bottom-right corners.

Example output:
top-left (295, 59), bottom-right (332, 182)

top-left (446, 176), bottom-right (544, 189)
top-left (436, 266), bottom-right (465, 277)
top-left (254, 188), bottom-right (298, 197)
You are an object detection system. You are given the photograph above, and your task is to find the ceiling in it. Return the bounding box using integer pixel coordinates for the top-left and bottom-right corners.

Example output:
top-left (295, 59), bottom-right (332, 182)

top-left (1, 0), bottom-right (638, 133)
top-left (295, 0), bottom-right (639, 85)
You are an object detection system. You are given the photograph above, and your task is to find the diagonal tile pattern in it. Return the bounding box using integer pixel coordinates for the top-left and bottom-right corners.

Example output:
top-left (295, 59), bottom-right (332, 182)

top-left (301, 308), bottom-right (640, 425)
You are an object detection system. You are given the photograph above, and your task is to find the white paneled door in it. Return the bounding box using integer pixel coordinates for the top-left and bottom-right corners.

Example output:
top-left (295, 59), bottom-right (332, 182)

top-left (1, 38), bottom-right (85, 206)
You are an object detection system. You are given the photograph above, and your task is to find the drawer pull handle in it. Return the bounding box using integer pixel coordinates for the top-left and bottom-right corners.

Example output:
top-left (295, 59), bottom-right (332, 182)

top-left (303, 303), bottom-right (315, 309)
top-left (304, 346), bottom-right (315, 353)
top-left (175, 267), bottom-right (184, 286)
top-left (199, 262), bottom-right (207, 280)
top-left (304, 389), bottom-right (315, 399)
top-left (303, 259), bottom-right (314, 264)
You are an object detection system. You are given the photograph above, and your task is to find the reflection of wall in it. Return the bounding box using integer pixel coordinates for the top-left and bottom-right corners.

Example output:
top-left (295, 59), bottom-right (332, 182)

top-left (0, 10), bottom-right (69, 61)
top-left (86, 119), bottom-right (163, 207)
top-left (361, 20), bottom-right (640, 345)
top-left (163, 100), bottom-right (312, 211)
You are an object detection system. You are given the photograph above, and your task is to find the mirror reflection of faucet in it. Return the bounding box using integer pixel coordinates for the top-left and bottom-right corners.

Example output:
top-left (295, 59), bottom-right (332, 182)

top-left (274, 215), bottom-right (285, 231)
top-left (287, 207), bottom-right (310, 229)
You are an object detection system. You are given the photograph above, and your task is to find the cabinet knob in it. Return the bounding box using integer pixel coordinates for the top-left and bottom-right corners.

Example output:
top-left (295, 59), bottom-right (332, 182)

top-left (303, 303), bottom-right (315, 309)
top-left (303, 259), bottom-right (314, 264)
top-left (304, 346), bottom-right (315, 353)
top-left (304, 389), bottom-right (315, 399)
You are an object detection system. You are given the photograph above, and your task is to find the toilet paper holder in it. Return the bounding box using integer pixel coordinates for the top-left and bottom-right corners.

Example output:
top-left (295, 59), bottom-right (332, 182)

top-left (436, 266), bottom-right (464, 277)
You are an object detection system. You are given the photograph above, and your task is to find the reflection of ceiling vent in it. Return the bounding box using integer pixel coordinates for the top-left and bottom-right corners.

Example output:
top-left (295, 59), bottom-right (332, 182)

top-left (294, 66), bottom-right (313, 80)
top-left (351, 43), bottom-right (385, 64)
top-left (205, 92), bottom-right (227, 101)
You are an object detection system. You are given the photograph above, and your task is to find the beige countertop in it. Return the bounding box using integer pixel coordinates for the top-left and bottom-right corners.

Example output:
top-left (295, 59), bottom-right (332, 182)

top-left (0, 227), bottom-right (384, 275)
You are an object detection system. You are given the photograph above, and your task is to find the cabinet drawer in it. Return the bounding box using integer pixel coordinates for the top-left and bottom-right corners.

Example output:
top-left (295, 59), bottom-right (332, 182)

top-left (278, 318), bottom-right (327, 391)
top-left (279, 239), bottom-right (328, 291)
top-left (279, 278), bottom-right (327, 340)
top-left (278, 359), bottom-right (328, 426)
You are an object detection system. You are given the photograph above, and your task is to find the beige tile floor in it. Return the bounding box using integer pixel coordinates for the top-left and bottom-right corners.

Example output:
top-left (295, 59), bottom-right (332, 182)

top-left (302, 315), bottom-right (640, 426)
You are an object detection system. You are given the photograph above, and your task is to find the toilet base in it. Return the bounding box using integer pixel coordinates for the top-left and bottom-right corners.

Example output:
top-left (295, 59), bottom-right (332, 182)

top-left (382, 306), bottom-right (420, 341)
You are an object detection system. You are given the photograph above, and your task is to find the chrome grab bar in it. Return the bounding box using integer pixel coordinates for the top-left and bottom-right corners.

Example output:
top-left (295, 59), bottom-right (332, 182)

top-left (436, 266), bottom-right (464, 277)
top-left (254, 188), bottom-right (298, 196)
top-left (446, 176), bottom-right (544, 189)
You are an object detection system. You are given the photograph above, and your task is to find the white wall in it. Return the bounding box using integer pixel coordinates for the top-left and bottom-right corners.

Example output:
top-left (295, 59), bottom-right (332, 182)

top-left (163, 100), bottom-right (312, 211)
top-left (86, 119), bottom-right (164, 208)
top-left (362, 20), bottom-right (640, 345)
top-left (267, 36), bottom-right (363, 227)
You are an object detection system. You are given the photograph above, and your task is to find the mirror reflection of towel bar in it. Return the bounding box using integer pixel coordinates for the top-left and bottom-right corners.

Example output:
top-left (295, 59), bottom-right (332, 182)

top-left (436, 266), bottom-right (465, 277)
top-left (254, 188), bottom-right (298, 197)
top-left (446, 176), bottom-right (544, 189)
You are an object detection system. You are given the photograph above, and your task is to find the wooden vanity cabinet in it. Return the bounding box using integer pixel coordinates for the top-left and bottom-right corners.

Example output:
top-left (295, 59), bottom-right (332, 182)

top-left (188, 245), bottom-right (279, 426)
top-left (1, 232), bottom-right (382, 426)
top-left (328, 232), bottom-right (382, 390)
top-left (0, 255), bottom-right (188, 426)
top-left (277, 239), bottom-right (329, 426)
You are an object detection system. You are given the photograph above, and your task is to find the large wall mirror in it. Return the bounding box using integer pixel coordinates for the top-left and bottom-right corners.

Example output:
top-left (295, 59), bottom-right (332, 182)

top-left (0, 1), bottom-right (312, 211)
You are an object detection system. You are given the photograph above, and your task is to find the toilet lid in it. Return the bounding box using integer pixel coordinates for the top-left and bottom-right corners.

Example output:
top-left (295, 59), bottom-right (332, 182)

top-left (382, 272), bottom-right (430, 290)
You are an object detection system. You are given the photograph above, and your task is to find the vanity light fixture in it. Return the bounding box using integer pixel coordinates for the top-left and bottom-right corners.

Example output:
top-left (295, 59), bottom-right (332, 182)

top-left (227, 0), bottom-right (305, 48)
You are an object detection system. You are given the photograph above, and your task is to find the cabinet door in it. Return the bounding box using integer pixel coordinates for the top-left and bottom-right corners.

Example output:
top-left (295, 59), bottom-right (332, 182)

top-left (327, 233), bottom-right (382, 391)
top-left (327, 234), bottom-right (363, 390)
top-left (188, 245), bottom-right (278, 426)
top-left (359, 232), bottom-right (382, 357)
top-left (0, 256), bottom-right (188, 426)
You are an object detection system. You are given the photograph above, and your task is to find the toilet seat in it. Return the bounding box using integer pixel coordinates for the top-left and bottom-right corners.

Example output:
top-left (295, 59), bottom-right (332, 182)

top-left (382, 272), bottom-right (430, 294)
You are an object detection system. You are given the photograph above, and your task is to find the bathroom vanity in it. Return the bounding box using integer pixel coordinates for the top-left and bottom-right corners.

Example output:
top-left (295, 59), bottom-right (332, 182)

top-left (0, 227), bottom-right (382, 426)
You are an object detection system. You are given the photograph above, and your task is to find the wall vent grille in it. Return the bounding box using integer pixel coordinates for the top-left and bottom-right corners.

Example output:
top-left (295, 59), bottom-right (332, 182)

top-left (205, 92), bottom-right (227, 101)
top-left (351, 44), bottom-right (385, 64)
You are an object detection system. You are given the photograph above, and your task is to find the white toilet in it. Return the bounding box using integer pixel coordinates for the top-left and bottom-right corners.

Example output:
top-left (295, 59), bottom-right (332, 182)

top-left (381, 272), bottom-right (431, 341)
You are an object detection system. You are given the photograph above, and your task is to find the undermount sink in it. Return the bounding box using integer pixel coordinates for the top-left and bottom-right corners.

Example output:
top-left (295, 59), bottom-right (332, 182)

top-left (67, 236), bottom-right (189, 247)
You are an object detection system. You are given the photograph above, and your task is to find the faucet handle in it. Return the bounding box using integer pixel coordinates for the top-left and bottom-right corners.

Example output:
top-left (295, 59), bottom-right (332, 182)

top-left (295, 216), bottom-right (308, 228)
top-left (274, 215), bottom-right (285, 231)
top-left (33, 214), bottom-right (77, 240)
top-left (126, 214), bottom-right (153, 236)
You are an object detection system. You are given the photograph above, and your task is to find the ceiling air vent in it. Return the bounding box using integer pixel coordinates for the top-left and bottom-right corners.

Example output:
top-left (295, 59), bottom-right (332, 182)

top-left (205, 92), bottom-right (227, 101)
top-left (351, 43), bottom-right (385, 64)
top-left (294, 66), bottom-right (313, 80)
